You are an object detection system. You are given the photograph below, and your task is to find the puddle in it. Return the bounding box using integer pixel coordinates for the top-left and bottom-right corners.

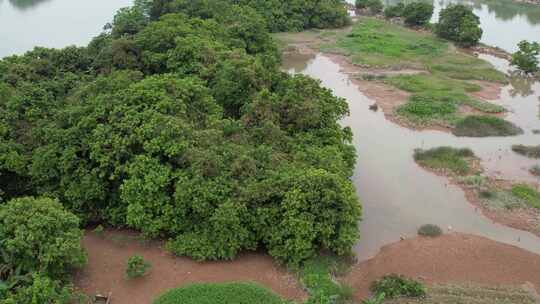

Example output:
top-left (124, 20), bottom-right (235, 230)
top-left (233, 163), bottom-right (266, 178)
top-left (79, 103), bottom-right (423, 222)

top-left (284, 53), bottom-right (540, 261)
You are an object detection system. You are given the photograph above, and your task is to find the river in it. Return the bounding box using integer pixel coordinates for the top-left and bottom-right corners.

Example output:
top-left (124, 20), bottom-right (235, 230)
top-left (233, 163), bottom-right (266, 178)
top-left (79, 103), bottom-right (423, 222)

top-left (0, 0), bottom-right (132, 58)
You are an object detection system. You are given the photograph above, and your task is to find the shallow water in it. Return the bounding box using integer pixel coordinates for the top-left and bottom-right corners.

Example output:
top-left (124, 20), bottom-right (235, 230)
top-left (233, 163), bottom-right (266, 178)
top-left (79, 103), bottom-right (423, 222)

top-left (347, 0), bottom-right (540, 52)
top-left (0, 0), bottom-right (132, 58)
top-left (284, 52), bottom-right (540, 261)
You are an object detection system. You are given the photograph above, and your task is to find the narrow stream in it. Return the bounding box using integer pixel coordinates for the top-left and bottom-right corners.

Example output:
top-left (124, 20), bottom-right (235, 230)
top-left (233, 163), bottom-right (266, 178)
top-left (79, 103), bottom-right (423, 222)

top-left (283, 53), bottom-right (540, 261)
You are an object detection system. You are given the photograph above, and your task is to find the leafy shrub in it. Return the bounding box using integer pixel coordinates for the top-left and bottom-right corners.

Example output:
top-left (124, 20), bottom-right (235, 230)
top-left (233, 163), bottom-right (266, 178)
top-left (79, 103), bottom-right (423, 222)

top-left (452, 116), bottom-right (523, 137)
top-left (414, 147), bottom-right (475, 175)
top-left (418, 224), bottom-right (443, 237)
top-left (435, 4), bottom-right (482, 47)
top-left (0, 273), bottom-right (81, 304)
top-left (403, 2), bottom-right (434, 27)
top-left (0, 197), bottom-right (86, 279)
top-left (370, 274), bottom-right (426, 299)
top-left (512, 145), bottom-right (540, 159)
top-left (153, 283), bottom-right (286, 304)
top-left (356, 0), bottom-right (369, 9)
top-left (367, 0), bottom-right (384, 14)
top-left (511, 184), bottom-right (540, 209)
top-left (300, 257), bottom-right (353, 303)
top-left (511, 40), bottom-right (540, 74)
top-left (126, 255), bottom-right (151, 279)
top-left (384, 3), bottom-right (405, 18)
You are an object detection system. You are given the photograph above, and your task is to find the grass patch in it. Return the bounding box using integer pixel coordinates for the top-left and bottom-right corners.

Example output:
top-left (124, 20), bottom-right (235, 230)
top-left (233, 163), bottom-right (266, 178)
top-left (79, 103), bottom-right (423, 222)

top-left (414, 147), bottom-right (475, 175)
top-left (383, 284), bottom-right (535, 304)
top-left (153, 283), bottom-right (287, 304)
top-left (418, 224), bottom-right (443, 237)
top-left (299, 256), bottom-right (353, 303)
top-left (318, 18), bottom-right (507, 129)
top-left (512, 145), bottom-right (540, 159)
top-left (452, 116), bottom-right (523, 137)
top-left (511, 184), bottom-right (540, 209)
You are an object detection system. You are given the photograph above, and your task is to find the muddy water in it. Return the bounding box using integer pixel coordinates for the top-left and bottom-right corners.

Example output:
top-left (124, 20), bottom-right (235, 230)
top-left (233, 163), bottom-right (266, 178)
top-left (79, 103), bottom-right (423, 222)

top-left (347, 0), bottom-right (540, 53)
top-left (283, 53), bottom-right (540, 261)
top-left (0, 0), bottom-right (132, 58)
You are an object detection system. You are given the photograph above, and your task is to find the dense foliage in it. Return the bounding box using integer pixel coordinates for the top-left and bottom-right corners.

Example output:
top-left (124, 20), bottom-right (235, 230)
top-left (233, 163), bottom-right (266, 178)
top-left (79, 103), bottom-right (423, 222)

top-left (435, 4), bottom-right (483, 47)
top-left (402, 2), bottom-right (433, 27)
top-left (370, 274), bottom-right (426, 299)
top-left (383, 3), bottom-right (405, 18)
top-left (153, 283), bottom-right (287, 304)
top-left (0, 0), bottom-right (360, 272)
top-left (0, 197), bottom-right (86, 303)
top-left (149, 0), bottom-right (351, 32)
top-left (511, 40), bottom-right (540, 74)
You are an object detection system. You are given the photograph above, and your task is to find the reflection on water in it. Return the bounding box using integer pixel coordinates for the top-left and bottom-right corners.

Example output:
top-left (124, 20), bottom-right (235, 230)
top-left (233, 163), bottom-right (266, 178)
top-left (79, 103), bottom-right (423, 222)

top-left (0, 0), bottom-right (132, 58)
top-left (284, 52), bottom-right (540, 261)
top-left (8, 0), bottom-right (52, 10)
top-left (347, 0), bottom-right (540, 52)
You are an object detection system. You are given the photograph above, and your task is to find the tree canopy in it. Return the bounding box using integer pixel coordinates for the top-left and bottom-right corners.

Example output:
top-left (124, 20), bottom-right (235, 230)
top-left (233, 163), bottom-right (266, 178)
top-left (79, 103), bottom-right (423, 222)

top-left (435, 4), bottom-right (483, 47)
top-left (0, 0), bottom-right (360, 273)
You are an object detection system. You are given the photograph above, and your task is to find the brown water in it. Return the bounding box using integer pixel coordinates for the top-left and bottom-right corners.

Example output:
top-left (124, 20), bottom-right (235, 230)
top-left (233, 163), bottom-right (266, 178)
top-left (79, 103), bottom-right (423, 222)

top-left (283, 53), bottom-right (540, 261)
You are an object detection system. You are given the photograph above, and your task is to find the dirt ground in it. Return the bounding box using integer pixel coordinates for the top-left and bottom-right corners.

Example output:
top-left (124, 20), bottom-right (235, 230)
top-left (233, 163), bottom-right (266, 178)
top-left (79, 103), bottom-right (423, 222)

top-left (74, 230), bottom-right (306, 304)
top-left (345, 233), bottom-right (540, 300)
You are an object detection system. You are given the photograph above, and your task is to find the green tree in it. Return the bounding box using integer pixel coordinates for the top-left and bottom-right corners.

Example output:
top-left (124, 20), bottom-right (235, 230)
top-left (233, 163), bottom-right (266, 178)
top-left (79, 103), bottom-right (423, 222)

top-left (511, 40), bottom-right (540, 74)
top-left (0, 197), bottom-right (86, 279)
top-left (435, 4), bottom-right (483, 47)
top-left (403, 2), bottom-right (433, 27)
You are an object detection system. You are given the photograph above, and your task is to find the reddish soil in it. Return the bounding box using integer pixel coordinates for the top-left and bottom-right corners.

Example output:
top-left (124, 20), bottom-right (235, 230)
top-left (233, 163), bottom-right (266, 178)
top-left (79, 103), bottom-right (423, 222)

top-left (471, 80), bottom-right (504, 101)
top-left (345, 233), bottom-right (540, 300)
top-left (74, 230), bottom-right (306, 304)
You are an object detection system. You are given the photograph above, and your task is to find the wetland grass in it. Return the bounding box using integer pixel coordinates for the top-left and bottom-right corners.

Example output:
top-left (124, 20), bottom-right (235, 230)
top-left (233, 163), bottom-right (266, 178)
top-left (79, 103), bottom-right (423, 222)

top-left (414, 147), bottom-right (475, 175)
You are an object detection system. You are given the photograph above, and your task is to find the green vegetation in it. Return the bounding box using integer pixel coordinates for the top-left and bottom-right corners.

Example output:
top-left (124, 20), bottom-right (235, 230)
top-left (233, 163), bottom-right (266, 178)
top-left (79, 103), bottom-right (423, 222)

top-left (511, 184), bottom-right (540, 209)
top-left (0, 197), bottom-right (86, 303)
top-left (370, 274), bottom-right (426, 299)
top-left (0, 0), bottom-right (361, 301)
top-left (402, 2), bottom-right (434, 27)
top-left (299, 256), bottom-right (353, 303)
top-left (153, 283), bottom-right (287, 304)
top-left (152, 0), bottom-right (351, 32)
top-left (383, 284), bottom-right (535, 304)
top-left (418, 224), bottom-right (443, 237)
top-left (511, 40), bottom-right (540, 74)
top-left (413, 147), bottom-right (475, 175)
top-left (324, 18), bottom-right (507, 129)
top-left (453, 116), bottom-right (523, 137)
top-left (435, 4), bottom-right (483, 47)
top-left (383, 3), bottom-right (405, 18)
top-left (126, 255), bottom-right (152, 279)
top-left (512, 144), bottom-right (540, 159)
top-left (366, 0), bottom-right (384, 15)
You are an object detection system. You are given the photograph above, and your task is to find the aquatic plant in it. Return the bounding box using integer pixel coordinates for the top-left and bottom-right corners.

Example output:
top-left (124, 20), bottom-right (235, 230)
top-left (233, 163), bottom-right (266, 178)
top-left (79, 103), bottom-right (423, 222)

top-left (418, 224), bottom-right (443, 237)
top-left (512, 144), bottom-right (540, 159)
top-left (414, 147), bottom-right (475, 175)
top-left (452, 116), bottom-right (523, 137)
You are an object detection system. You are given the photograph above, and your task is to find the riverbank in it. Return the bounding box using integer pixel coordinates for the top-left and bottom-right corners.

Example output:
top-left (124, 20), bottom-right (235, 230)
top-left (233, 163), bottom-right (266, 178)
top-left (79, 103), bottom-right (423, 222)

top-left (276, 17), bottom-right (517, 135)
top-left (345, 233), bottom-right (540, 302)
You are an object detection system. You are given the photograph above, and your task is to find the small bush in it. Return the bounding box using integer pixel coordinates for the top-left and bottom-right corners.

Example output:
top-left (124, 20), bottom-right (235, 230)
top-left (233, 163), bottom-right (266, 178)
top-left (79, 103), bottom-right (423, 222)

top-left (153, 283), bottom-right (286, 304)
top-left (418, 224), bottom-right (443, 237)
top-left (435, 4), bottom-right (483, 47)
top-left (511, 40), bottom-right (540, 74)
top-left (452, 116), bottom-right (523, 137)
top-left (93, 225), bottom-right (105, 237)
top-left (512, 145), bottom-right (540, 159)
top-left (403, 2), bottom-right (434, 27)
top-left (367, 0), bottom-right (384, 14)
top-left (511, 184), bottom-right (540, 209)
top-left (530, 165), bottom-right (540, 176)
top-left (384, 3), bottom-right (405, 18)
top-left (126, 255), bottom-right (151, 279)
top-left (414, 147), bottom-right (475, 175)
top-left (370, 274), bottom-right (426, 299)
